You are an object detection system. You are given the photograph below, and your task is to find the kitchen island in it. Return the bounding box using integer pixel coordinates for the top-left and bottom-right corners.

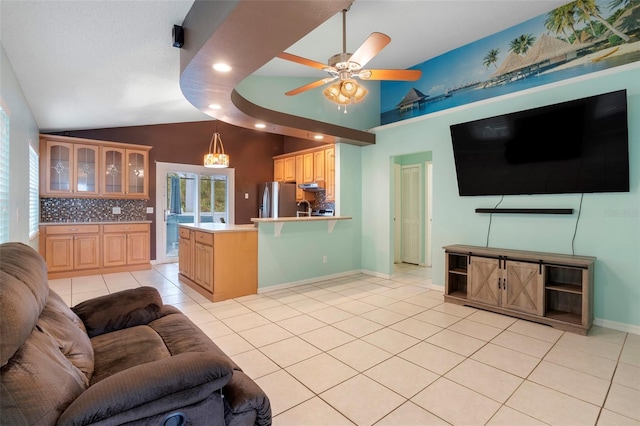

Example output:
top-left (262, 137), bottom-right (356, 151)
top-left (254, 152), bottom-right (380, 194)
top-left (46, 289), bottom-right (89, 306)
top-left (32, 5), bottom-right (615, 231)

top-left (178, 223), bottom-right (257, 302)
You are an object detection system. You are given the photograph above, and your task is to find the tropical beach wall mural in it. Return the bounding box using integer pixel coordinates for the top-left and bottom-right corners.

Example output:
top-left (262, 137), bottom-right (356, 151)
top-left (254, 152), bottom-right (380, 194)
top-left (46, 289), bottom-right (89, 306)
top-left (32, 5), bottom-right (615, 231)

top-left (380, 0), bottom-right (640, 125)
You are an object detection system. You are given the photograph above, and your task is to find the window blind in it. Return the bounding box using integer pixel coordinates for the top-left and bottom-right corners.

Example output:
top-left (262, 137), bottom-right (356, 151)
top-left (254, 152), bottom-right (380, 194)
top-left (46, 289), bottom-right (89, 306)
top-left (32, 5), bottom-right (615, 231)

top-left (29, 145), bottom-right (39, 239)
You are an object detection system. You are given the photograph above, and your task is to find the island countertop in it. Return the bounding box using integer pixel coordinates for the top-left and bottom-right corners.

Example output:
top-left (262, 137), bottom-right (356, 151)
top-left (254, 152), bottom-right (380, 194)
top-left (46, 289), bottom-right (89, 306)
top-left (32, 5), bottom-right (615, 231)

top-left (178, 223), bottom-right (257, 233)
top-left (250, 216), bottom-right (352, 223)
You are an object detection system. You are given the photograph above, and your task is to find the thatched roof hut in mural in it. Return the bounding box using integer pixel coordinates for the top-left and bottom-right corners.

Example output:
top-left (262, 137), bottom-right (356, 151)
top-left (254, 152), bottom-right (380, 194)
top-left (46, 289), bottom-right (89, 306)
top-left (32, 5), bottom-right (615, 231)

top-left (397, 88), bottom-right (428, 112)
top-left (488, 34), bottom-right (586, 85)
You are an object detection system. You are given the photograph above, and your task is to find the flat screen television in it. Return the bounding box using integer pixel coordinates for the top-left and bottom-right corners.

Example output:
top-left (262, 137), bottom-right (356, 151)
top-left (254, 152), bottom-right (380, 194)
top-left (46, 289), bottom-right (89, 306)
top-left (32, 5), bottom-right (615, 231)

top-left (450, 90), bottom-right (629, 196)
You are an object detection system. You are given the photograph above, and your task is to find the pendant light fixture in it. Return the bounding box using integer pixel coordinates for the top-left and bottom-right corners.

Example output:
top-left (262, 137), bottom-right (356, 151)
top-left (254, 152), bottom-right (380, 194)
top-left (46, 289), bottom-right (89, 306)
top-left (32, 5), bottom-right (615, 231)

top-left (203, 122), bottom-right (229, 168)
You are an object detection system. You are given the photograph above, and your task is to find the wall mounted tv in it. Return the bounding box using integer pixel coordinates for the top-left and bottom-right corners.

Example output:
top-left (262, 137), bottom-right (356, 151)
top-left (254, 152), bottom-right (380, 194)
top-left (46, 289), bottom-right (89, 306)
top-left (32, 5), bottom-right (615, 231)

top-left (450, 90), bottom-right (629, 196)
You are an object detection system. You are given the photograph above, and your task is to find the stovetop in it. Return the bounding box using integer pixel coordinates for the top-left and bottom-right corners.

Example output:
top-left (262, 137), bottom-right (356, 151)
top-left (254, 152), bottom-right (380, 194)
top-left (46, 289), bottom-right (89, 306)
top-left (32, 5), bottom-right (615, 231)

top-left (311, 209), bottom-right (334, 217)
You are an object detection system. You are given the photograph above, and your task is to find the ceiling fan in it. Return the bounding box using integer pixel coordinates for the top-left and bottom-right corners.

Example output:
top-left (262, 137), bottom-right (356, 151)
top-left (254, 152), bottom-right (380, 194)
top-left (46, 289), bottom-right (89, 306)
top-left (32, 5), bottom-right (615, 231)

top-left (277, 8), bottom-right (422, 110)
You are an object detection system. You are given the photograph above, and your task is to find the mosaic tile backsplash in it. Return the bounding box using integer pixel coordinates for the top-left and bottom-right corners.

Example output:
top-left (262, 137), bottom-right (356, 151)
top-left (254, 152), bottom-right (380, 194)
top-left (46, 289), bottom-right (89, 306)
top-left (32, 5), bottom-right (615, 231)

top-left (41, 198), bottom-right (148, 222)
top-left (312, 191), bottom-right (335, 211)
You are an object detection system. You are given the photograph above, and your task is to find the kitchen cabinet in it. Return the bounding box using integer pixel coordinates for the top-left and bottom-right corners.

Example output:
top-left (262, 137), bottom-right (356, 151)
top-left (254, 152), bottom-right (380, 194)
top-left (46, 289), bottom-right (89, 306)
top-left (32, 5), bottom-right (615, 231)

top-left (313, 150), bottom-right (325, 182)
top-left (274, 145), bottom-right (336, 201)
top-left (40, 134), bottom-right (151, 199)
top-left (42, 140), bottom-right (100, 196)
top-left (325, 146), bottom-right (335, 201)
top-left (178, 227), bottom-right (194, 280)
top-left (302, 153), bottom-right (314, 183)
top-left (103, 223), bottom-right (150, 267)
top-left (295, 155), bottom-right (304, 200)
top-left (102, 148), bottom-right (149, 198)
top-left (273, 158), bottom-right (284, 181)
top-left (193, 231), bottom-right (214, 292)
top-left (178, 225), bottom-right (258, 302)
top-left (283, 157), bottom-right (296, 182)
top-left (42, 225), bottom-right (100, 273)
top-left (39, 222), bottom-right (151, 279)
top-left (444, 245), bottom-right (594, 334)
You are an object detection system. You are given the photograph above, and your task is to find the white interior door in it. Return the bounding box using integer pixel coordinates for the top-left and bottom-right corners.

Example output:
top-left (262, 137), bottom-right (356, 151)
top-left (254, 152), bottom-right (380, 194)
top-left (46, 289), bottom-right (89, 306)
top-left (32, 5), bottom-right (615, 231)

top-left (394, 164), bottom-right (402, 264)
top-left (401, 165), bottom-right (421, 264)
top-left (426, 161), bottom-right (433, 267)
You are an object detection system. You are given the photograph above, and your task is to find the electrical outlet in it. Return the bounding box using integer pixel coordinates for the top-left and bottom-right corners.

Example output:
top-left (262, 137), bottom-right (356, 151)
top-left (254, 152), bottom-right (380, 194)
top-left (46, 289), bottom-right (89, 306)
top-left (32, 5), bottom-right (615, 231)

top-left (112, 207), bottom-right (121, 214)
top-left (244, 193), bottom-right (249, 200)
top-left (322, 255), bottom-right (327, 264)
top-left (146, 207), bottom-right (154, 214)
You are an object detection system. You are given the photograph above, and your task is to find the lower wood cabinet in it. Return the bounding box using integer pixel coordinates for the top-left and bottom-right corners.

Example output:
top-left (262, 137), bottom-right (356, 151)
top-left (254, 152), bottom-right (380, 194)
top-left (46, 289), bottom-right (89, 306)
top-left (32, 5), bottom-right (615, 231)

top-left (43, 224), bottom-right (101, 272)
top-left (444, 244), bottom-right (595, 334)
top-left (178, 226), bottom-right (257, 302)
top-left (40, 223), bottom-right (150, 279)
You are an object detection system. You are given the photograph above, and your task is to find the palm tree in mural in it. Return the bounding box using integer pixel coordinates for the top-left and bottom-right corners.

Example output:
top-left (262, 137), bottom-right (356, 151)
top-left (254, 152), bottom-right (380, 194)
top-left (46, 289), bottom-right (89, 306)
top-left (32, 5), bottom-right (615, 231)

top-left (509, 34), bottom-right (537, 55)
top-left (608, 0), bottom-right (639, 10)
top-left (568, 0), bottom-right (630, 41)
top-left (545, 4), bottom-right (581, 43)
top-left (483, 48), bottom-right (500, 68)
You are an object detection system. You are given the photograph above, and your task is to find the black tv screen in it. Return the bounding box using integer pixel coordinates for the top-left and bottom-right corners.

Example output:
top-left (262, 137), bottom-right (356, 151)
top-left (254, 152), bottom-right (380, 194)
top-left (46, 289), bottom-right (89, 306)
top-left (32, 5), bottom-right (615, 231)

top-left (450, 90), bottom-right (629, 196)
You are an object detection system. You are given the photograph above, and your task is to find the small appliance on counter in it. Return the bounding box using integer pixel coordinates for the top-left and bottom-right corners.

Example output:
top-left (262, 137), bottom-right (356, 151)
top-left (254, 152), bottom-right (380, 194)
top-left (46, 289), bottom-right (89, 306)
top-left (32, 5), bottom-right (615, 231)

top-left (258, 182), bottom-right (297, 218)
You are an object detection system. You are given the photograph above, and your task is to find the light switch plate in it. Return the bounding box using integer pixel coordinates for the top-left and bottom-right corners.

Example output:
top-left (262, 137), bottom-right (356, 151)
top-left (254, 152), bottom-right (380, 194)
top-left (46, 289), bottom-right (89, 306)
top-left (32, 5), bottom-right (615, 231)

top-left (146, 207), bottom-right (154, 214)
top-left (244, 193), bottom-right (249, 200)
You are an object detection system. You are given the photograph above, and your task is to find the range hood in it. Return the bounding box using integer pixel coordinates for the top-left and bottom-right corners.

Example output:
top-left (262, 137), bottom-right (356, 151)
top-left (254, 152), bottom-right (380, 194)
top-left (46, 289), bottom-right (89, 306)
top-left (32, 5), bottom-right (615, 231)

top-left (298, 183), bottom-right (325, 192)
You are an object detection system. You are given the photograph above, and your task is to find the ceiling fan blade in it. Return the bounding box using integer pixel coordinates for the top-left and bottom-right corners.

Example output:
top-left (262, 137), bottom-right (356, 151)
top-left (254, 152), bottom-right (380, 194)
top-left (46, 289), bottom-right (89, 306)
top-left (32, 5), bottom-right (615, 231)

top-left (348, 32), bottom-right (391, 68)
top-left (277, 52), bottom-right (330, 71)
top-left (359, 69), bottom-right (422, 81)
top-left (285, 77), bottom-right (337, 96)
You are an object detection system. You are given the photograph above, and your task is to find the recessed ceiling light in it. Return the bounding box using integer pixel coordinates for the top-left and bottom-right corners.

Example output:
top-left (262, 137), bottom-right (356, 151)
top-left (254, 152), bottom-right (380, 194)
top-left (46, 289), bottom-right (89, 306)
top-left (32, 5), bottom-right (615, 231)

top-left (212, 63), bottom-right (232, 72)
top-left (254, 123), bottom-right (266, 129)
top-left (208, 104), bottom-right (222, 110)
top-left (314, 135), bottom-right (324, 140)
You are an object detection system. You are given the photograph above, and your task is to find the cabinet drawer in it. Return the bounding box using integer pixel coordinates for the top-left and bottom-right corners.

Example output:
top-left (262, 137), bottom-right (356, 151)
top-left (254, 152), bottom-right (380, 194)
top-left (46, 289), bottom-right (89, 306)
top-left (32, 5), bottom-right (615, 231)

top-left (194, 231), bottom-right (214, 246)
top-left (103, 223), bottom-right (148, 233)
top-left (45, 224), bottom-right (100, 235)
top-left (179, 227), bottom-right (192, 239)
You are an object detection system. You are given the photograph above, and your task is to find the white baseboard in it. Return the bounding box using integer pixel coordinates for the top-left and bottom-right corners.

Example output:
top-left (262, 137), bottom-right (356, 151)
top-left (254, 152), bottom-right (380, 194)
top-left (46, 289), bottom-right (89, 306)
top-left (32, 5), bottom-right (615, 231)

top-left (258, 270), bottom-right (364, 293)
top-left (361, 269), bottom-right (392, 279)
top-left (593, 318), bottom-right (640, 336)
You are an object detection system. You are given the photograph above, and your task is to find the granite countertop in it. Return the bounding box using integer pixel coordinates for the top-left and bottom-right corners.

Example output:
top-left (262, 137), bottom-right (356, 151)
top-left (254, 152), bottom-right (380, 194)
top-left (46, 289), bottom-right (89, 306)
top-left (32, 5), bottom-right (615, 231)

top-left (41, 220), bottom-right (152, 225)
top-left (178, 223), bottom-right (257, 233)
top-left (250, 216), bottom-right (352, 223)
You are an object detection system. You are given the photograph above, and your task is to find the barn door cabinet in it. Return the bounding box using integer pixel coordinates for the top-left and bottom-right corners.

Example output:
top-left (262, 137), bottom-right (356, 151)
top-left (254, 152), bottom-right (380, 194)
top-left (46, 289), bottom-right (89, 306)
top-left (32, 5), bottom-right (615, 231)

top-left (444, 244), bottom-right (594, 335)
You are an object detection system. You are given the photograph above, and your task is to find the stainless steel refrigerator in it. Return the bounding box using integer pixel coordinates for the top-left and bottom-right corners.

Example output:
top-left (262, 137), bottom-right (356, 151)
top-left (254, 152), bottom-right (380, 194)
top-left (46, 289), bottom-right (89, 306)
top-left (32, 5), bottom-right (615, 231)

top-left (258, 182), bottom-right (297, 218)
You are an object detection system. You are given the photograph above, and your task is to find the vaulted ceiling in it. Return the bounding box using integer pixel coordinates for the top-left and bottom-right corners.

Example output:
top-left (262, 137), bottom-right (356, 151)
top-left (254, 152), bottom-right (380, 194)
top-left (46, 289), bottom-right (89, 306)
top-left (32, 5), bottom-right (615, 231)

top-left (0, 0), bottom-right (567, 135)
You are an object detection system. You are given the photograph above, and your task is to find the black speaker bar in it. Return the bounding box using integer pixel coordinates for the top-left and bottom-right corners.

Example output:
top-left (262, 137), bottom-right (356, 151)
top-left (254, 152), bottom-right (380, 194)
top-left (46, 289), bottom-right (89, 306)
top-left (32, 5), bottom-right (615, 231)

top-left (475, 208), bottom-right (574, 215)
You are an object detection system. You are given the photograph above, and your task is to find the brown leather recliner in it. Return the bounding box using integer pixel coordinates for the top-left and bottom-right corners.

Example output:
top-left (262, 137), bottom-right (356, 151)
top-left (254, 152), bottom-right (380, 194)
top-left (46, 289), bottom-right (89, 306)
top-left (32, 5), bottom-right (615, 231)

top-left (0, 242), bottom-right (271, 425)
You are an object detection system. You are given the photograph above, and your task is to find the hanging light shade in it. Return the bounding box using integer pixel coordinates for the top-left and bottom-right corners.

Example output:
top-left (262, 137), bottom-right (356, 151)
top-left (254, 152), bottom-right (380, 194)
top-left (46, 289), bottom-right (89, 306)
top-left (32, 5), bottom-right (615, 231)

top-left (323, 79), bottom-right (367, 113)
top-left (203, 132), bottom-right (229, 168)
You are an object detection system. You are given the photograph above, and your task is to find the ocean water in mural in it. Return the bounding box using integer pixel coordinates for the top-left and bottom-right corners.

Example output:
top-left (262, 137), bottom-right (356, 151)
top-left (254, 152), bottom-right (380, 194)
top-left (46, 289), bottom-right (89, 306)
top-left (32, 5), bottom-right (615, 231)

top-left (381, 0), bottom-right (640, 125)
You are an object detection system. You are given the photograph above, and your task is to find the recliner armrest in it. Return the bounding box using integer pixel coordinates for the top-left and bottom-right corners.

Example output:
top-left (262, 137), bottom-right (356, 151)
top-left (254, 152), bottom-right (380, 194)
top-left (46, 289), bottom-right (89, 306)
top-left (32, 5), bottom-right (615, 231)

top-left (72, 286), bottom-right (166, 337)
top-left (57, 352), bottom-right (233, 426)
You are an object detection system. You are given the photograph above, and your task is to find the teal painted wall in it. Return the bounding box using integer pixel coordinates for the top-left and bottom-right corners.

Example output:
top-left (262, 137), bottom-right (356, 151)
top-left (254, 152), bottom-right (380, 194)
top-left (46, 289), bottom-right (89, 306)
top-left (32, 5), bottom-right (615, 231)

top-left (257, 143), bottom-right (362, 288)
top-left (236, 75), bottom-right (380, 130)
top-left (361, 64), bottom-right (640, 327)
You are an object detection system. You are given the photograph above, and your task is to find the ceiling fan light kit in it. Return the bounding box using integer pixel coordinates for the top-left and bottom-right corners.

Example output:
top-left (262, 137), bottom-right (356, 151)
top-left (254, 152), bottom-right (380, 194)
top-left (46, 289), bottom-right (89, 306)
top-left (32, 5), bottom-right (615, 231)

top-left (278, 8), bottom-right (422, 112)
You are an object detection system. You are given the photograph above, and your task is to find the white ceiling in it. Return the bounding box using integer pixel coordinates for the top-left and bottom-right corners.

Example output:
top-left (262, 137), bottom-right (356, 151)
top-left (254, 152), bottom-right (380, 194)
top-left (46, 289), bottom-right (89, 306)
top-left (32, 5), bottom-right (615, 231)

top-left (0, 0), bottom-right (568, 133)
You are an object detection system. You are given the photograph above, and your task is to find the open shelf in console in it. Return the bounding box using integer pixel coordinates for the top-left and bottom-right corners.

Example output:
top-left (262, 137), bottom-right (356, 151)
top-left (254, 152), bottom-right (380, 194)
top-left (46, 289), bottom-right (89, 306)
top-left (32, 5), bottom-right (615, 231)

top-left (446, 252), bottom-right (468, 299)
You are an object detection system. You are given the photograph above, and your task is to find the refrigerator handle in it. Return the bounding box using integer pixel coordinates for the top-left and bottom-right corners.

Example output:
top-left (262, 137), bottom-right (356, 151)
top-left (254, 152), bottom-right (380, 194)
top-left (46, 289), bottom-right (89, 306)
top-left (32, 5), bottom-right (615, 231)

top-left (261, 185), bottom-right (269, 218)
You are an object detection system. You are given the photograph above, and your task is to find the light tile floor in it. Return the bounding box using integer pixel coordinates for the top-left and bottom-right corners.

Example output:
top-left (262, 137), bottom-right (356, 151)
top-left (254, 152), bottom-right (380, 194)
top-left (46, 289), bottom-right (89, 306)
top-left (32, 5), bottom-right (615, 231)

top-left (49, 263), bottom-right (640, 426)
